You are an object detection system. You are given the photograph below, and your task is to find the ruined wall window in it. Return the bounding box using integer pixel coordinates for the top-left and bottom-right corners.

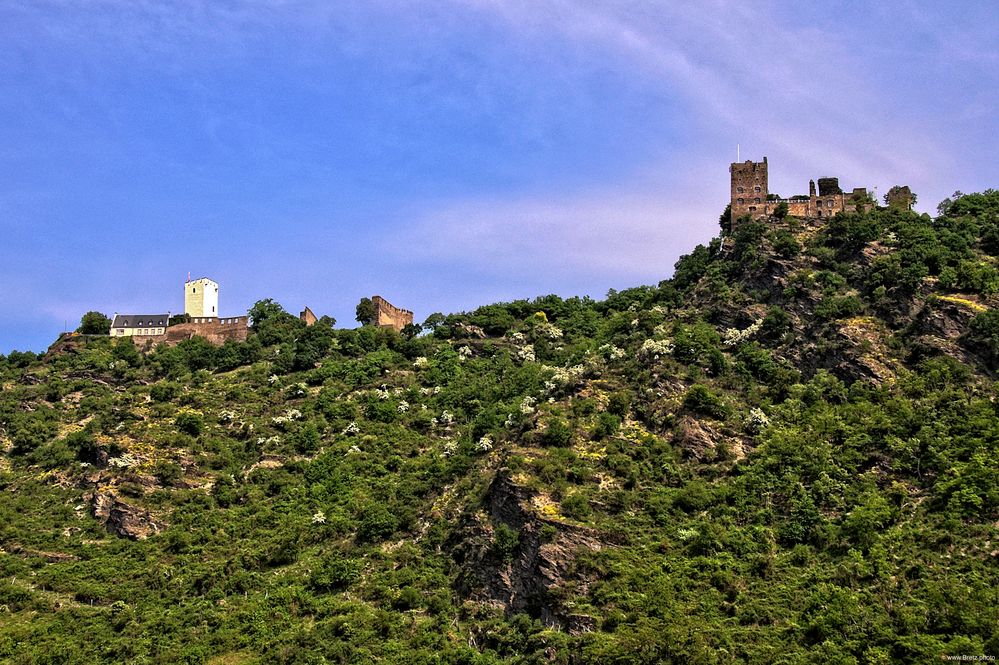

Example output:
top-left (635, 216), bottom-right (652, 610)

top-left (818, 210), bottom-right (823, 217)
top-left (192, 287), bottom-right (196, 293)
top-left (754, 198), bottom-right (761, 204)
top-left (754, 186), bottom-right (761, 192)
top-left (827, 200), bottom-right (834, 208)
top-left (749, 206), bottom-right (757, 212)
top-left (737, 198), bottom-right (744, 204)
top-left (737, 187), bottom-right (744, 193)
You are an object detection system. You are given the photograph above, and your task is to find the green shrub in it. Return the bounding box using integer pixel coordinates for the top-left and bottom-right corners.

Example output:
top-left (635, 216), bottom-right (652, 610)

top-left (606, 391), bottom-right (632, 417)
top-left (357, 503), bottom-right (397, 542)
top-left (683, 384), bottom-right (729, 419)
top-left (561, 493), bottom-right (591, 519)
top-left (815, 295), bottom-right (862, 320)
top-left (492, 523), bottom-right (520, 560)
top-left (151, 382), bottom-right (180, 402)
top-left (541, 419), bottom-right (573, 447)
top-left (591, 412), bottom-right (621, 440)
top-left (174, 411), bottom-right (203, 437)
top-left (310, 553), bottom-right (361, 592)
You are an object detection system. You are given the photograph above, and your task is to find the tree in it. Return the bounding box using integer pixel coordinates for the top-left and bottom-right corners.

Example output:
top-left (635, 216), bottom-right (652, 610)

top-left (248, 299), bottom-right (302, 347)
top-left (356, 297), bottom-right (377, 326)
top-left (247, 299), bottom-right (286, 331)
top-left (937, 191), bottom-right (964, 217)
top-left (77, 311), bottom-right (111, 335)
top-left (774, 201), bottom-right (789, 220)
top-left (400, 323), bottom-right (422, 339)
top-left (422, 313), bottom-right (446, 332)
top-left (718, 204), bottom-right (732, 234)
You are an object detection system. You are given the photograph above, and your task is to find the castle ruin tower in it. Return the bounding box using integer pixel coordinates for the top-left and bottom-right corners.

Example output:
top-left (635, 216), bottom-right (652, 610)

top-left (185, 277), bottom-right (219, 318)
top-left (730, 156), bottom-right (769, 221)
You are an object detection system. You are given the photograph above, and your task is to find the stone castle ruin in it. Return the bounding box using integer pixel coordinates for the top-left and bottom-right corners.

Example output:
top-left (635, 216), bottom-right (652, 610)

top-left (299, 306), bottom-right (318, 327)
top-left (730, 156), bottom-right (875, 221)
top-left (371, 296), bottom-right (414, 332)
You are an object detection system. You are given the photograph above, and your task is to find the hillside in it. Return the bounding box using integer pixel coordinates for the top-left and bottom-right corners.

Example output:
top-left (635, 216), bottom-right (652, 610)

top-left (2, 191), bottom-right (999, 664)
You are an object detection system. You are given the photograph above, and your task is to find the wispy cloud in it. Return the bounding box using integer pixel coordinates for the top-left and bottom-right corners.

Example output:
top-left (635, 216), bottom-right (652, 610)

top-left (386, 0), bottom-right (995, 283)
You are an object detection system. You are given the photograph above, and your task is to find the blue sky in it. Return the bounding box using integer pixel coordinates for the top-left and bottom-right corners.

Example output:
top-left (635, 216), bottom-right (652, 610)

top-left (1, 0), bottom-right (997, 353)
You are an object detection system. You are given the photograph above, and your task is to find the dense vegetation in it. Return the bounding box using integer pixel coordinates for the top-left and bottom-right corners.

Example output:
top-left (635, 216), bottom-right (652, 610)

top-left (2, 191), bottom-right (998, 663)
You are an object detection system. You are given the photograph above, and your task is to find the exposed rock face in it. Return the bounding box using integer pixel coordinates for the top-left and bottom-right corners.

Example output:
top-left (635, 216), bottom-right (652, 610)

top-left (91, 491), bottom-right (162, 540)
top-left (910, 297), bottom-right (985, 367)
top-left (454, 323), bottom-right (487, 339)
top-left (674, 416), bottom-right (721, 460)
top-left (452, 473), bottom-right (602, 631)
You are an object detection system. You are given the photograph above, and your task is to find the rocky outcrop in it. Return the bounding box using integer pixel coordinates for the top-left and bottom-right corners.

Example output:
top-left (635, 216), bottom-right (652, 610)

top-left (452, 473), bottom-right (602, 631)
top-left (454, 323), bottom-right (487, 339)
top-left (91, 491), bottom-right (163, 540)
top-left (674, 416), bottom-right (721, 460)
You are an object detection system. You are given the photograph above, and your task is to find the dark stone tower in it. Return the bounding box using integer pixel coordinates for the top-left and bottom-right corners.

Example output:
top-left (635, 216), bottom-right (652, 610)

top-left (730, 157), bottom-right (768, 221)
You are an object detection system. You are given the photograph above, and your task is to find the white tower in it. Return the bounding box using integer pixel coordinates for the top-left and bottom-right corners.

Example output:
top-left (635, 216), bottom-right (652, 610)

top-left (184, 277), bottom-right (219, 318)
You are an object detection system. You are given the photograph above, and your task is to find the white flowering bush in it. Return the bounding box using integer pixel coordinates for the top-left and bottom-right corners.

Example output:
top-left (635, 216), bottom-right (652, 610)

top-left (413, 356), bottom-right (429, 369)
top-left (519, 396), bottom-right (537, 415)
top-left (722, 319), bottom-right (763, 347)
top-left (311, 511), bottom-right (326, 524)
top-left (342, 421), bottom-right (360, 436)
top-left (458, 346), bottom-right (473, 359)
top-left (476, 435), bottom-right (493, 452)
top-left (676, 527), bottom-right (699, 542)
top-left (518, 345), bottom-right (536, 363)
top-left (539, 323), bottom-right (563, 340)
top-left (746, 407), bottom-right (771, 432)
top-left (397, 401), bottom-right (410, 413)
top-left (107, 453), bottom-right (139, 468)
top-left (548, 364), bottom-right (587, 387)
top-left (441, 440), bottom-right (458, 457)
top-left (598, 344), bottom-right (626, 361)
top-left (637, 338), bottom-right (674, 363)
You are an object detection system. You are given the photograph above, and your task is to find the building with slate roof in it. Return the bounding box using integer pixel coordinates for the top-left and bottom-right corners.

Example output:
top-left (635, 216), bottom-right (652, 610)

top-left (110, 314), bottom-right (170, 338)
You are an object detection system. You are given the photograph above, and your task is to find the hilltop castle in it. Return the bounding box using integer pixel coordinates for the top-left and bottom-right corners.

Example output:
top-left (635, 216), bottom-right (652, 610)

top-left (730, 157), bottom-right (874, 221)
top-left (110, 277), bottom-right (248, 347)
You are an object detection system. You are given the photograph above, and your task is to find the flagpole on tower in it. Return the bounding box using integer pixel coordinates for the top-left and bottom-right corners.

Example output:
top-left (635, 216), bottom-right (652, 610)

top-left (737, 143), bottom-right (740, 161)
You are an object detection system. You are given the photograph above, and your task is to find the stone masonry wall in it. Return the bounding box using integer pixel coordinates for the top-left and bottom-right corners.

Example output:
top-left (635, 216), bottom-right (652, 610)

top-left (371, 296), bottom-right (414, 332)
top-left (130, 316), bottom-right (249, 350)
